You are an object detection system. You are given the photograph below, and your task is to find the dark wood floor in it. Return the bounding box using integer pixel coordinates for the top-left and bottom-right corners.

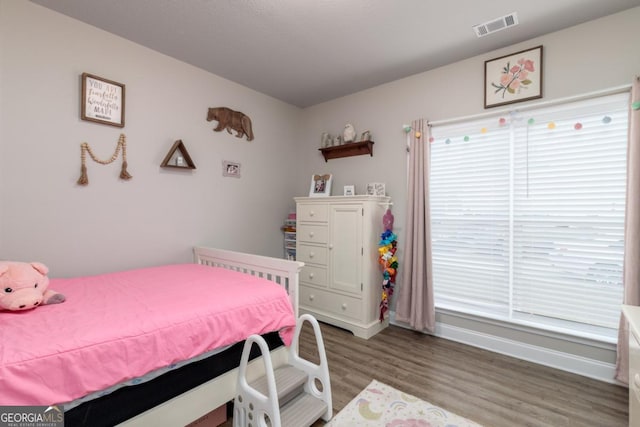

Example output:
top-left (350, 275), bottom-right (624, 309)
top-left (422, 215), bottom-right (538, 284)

top-left (224, 322), bottom-right (628, 426)
top-left (300, 322), bottom-right (628, 427)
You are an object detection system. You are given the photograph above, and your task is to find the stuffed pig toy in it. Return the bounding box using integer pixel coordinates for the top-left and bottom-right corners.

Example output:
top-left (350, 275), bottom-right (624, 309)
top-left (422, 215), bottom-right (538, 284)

top-left (0, 261), bottom-right (65, 311)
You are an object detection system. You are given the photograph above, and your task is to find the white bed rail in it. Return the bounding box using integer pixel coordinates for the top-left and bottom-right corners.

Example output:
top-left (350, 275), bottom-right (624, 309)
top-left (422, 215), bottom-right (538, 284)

top-left (193, 246), bottom-right (304, 319)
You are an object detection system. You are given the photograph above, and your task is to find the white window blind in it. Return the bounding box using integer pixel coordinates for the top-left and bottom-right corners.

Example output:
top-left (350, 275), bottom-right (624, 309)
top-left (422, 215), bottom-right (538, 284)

top-left (429, 92), bottom-right (628, 340)
top-left (430, 120), bottom-right (511, 315)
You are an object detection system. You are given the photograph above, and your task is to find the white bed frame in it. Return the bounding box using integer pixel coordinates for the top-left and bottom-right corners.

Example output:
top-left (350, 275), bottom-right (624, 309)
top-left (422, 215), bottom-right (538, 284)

top-left (118, 247), bottom-right (304, 427)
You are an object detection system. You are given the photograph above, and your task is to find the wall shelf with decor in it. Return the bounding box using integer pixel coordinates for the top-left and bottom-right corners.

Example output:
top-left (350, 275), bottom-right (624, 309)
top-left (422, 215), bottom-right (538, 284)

top-left (161, 139), bottom-right (196, 170)
top-left (319, 140), bottom-right (374, 162)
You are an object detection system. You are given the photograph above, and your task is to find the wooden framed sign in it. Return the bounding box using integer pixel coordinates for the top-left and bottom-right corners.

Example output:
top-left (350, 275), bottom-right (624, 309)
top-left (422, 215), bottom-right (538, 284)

top-left (81, 73), bottom-right (125, 127)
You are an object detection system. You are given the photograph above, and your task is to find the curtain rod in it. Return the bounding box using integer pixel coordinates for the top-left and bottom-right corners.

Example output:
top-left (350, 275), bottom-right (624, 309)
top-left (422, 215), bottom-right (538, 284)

top-left (427, 84), bottom-right (632, 128)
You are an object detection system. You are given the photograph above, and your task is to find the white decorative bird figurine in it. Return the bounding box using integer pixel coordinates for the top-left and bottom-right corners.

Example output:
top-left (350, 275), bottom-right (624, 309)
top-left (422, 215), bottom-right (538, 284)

top-left (343, 123), bottom-right (356, 143)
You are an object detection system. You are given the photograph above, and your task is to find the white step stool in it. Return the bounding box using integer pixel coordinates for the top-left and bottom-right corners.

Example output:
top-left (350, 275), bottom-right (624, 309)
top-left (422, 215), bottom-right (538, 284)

top-left (233, 314), bottom-right (332, 427)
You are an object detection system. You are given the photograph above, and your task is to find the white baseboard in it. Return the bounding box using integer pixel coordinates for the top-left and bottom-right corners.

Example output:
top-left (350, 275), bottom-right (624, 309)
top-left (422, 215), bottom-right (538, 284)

top-left (389, 311), bottom-right (619, 384)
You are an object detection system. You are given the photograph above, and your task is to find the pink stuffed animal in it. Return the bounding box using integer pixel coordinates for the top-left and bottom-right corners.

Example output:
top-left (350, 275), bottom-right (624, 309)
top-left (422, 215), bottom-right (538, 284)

top-left (0, 261), bottom-right (65, 311)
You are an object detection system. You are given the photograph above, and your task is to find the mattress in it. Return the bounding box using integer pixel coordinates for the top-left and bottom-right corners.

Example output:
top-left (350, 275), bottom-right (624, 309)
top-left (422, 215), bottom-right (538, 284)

top-left (64, 331), bottom-right (284, 427)
top-left (0, 263), bottom-right (296, 406)
top-left (63, 341), bottom-right (234, 411)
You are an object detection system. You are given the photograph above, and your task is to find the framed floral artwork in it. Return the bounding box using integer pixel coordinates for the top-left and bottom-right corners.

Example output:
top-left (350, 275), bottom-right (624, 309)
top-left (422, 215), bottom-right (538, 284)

top-left (484, 45), bottom-right (543, 108)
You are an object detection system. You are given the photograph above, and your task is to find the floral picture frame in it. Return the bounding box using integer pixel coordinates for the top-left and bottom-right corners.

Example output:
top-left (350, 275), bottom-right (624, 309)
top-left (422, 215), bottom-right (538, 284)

top-left (484, 45), bottom-right (543, 109)
top-left (309, 174), bottom-right (332, 197)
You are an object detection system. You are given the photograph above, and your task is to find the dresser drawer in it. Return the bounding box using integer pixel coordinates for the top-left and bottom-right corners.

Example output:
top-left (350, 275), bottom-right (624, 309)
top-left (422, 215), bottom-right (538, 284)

top-left (297, 224), bottom-right (328, 244)
top-left (300, 265), bottom-right (327, 287)
top-left (297, 204), bottom-right (328, 222)
top-left (300, 285), bottom-right (362, 321)
top-left (296, 244), bottom-right (327, 265)
top-left (630, 329), bottom-right (640, 423)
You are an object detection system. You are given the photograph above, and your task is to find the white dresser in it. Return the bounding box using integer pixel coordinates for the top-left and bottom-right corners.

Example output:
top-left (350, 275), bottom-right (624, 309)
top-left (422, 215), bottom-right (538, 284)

top-left (294, 196), bottom-right (391, 339)
top-left (623, 305), bottom-right (640, 426)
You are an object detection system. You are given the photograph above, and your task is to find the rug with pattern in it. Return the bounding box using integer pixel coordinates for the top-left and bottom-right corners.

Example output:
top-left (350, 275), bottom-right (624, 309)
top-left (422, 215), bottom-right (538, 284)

top-left (326, 379), bottom-right (482, 427)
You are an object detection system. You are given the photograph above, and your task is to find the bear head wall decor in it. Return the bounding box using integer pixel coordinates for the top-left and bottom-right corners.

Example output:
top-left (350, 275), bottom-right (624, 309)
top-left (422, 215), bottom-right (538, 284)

top-left (206, 107), bottom-right (254, 141)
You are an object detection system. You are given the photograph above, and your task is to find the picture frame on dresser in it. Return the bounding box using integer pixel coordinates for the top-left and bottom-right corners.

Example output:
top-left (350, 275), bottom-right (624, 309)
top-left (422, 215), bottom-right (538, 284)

top-left (366, 182), bottom-right (385, 196)
top-left (309, 174), bottom-right (332, 197)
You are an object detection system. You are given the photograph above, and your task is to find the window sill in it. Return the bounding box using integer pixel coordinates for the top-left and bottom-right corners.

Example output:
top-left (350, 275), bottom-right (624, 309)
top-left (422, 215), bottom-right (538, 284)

top-left (435, 305), bottom-right (617, 348)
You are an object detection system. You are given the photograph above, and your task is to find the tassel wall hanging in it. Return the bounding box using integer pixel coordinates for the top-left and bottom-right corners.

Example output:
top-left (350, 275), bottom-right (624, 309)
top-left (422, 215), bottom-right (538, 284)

top-left (77, 133), bottom-right (132, 186)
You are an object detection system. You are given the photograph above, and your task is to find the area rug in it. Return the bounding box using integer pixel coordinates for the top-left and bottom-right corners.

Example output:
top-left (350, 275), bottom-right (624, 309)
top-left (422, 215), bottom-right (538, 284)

top-left (326, 380), bottom-right (482, 427)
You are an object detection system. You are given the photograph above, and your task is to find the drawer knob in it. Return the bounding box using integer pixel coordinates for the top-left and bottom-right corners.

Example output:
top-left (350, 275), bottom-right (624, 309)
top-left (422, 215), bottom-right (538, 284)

top-left (309, 232), bottom-right (315, 238)
top-left (309, 272), bottom-right (314, 279)
top-left (309, 252), bottom-right (315, 258)
top-left (329, 244), bottom-right (333, 250)
top-left (309, 211), bottom-right (315, 217)
top-left (309, 294), bottom-right (315, 301)
top-left (341, 303), bottom-right (347, 310)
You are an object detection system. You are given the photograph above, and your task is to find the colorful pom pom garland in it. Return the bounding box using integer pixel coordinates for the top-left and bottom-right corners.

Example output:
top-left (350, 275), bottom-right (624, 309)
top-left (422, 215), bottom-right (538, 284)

top-left (378, 209), bottom-right (398, 321)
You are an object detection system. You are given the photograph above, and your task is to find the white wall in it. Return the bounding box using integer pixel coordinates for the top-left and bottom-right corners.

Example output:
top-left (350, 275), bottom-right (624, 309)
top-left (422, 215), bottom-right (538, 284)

top-left (0, 0), bottom-right (303, 277)
top-left (299, 6), bottom-right (640, 260)
top-left (296, 6), bottom-right (640, 377)
top-left (2, 0), bottom-right (639, 379)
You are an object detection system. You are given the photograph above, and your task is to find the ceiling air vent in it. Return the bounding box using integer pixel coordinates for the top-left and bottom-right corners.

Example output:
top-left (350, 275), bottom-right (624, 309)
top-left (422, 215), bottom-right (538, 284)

top-left (473, 12), bottom-right (519, 38)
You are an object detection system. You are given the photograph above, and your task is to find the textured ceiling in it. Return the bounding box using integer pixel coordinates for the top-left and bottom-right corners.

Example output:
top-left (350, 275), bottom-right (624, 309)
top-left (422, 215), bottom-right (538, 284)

top-left (30, 0), bottom-right (640, 107)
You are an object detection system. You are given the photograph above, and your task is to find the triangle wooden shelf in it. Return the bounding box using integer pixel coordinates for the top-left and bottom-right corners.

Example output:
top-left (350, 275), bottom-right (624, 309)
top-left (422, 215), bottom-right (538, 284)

top-left (161, 139), bottom-right (196, 169)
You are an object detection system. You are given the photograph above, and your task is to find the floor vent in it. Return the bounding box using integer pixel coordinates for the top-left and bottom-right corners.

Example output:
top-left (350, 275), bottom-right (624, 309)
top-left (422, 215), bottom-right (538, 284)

top-left (473, 12), bottom-right (519, 38)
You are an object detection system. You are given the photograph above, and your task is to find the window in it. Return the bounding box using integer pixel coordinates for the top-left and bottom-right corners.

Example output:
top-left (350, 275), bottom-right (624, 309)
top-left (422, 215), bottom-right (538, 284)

top-left (429, 92), bottom-right (628, 341)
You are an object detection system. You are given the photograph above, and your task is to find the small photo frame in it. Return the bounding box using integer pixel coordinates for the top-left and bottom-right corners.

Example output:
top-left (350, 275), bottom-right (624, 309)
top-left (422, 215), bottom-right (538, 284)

top-left (309, 174), bottom-right (332, 197)
top-left (367, 182), bottom-right (386, 196)
top-left (222, 161), bottom-right (241, 178)
top-left (484, 45), bottom-right (543, 109)
top-left (81, 73), bottom-right (125, 127)
top-left (344, 185), bottom-right (355, 196)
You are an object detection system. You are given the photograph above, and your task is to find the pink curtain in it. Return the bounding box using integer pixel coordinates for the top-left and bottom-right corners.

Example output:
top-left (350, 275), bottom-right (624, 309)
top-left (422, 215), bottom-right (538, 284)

top-left (616, 77), bottom-right (640, 384)
top-left (395, 119), bottom-right (436, 332)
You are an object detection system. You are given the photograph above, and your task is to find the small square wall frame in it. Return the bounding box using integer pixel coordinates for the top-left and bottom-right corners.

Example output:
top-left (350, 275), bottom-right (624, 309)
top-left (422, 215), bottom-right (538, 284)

top-left (161, 139), bottom-right (196, 169)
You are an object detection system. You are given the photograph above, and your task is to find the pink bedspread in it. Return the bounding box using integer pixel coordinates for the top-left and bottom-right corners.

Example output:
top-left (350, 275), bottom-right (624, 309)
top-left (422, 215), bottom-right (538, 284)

top-left (0, 264), bottom-right (296, 405)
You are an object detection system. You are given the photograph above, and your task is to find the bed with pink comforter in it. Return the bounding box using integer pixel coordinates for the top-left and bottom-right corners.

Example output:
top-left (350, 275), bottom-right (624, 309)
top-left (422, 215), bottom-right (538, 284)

top-left (0, 263), bottom-right (296, 406)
